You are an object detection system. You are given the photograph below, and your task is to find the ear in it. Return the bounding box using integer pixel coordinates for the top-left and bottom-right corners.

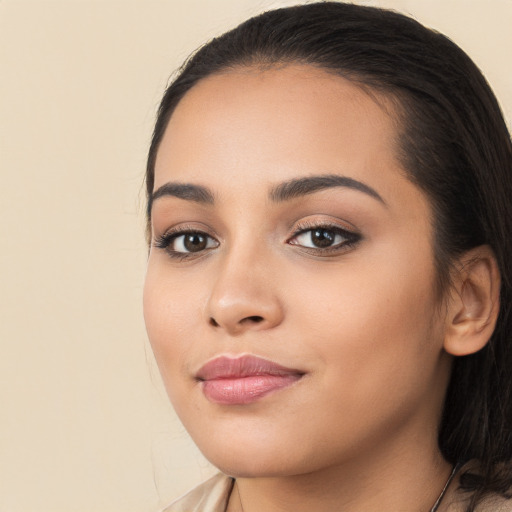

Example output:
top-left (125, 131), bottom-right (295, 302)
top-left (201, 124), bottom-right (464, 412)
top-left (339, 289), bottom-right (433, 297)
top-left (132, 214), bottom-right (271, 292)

top-left (443, 245), bottom-right (501, 356)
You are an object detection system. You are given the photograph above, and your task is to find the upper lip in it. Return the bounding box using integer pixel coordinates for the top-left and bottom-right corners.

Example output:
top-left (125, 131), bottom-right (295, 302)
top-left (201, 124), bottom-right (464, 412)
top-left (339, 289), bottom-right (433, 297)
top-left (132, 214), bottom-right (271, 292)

top-left (196, 355), bottom-right (304, 381)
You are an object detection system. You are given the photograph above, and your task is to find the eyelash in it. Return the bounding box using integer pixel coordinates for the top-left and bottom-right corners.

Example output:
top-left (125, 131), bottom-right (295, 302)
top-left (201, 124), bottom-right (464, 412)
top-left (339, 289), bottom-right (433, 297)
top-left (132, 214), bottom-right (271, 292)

top-left (288, 221), bottom-right (361, 255)
top-left (153, 222), bottom-right (361, 260)
top-left (153, 226), bottom-right (219, 261)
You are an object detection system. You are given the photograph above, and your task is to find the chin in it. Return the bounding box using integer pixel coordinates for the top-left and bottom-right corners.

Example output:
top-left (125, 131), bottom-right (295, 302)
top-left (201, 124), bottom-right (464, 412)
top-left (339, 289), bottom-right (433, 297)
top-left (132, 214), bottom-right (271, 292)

top-left (191, 428), bottom-right (322, 479)
top-left (207, 453), bottom-right (300, 479)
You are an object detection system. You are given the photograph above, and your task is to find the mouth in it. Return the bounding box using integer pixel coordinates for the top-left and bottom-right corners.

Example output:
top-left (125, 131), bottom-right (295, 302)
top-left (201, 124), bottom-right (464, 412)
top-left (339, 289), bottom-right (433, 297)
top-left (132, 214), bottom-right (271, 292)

top-left (195, 355), bottom-right (305, 405)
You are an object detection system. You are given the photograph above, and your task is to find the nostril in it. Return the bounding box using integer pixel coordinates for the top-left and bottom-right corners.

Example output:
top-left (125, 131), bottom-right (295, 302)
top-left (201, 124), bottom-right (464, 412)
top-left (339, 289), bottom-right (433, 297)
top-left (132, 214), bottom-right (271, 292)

top-left (208, 315), bottom-right (265, 328)
top-left (244, 315), bottom-right (264, 323)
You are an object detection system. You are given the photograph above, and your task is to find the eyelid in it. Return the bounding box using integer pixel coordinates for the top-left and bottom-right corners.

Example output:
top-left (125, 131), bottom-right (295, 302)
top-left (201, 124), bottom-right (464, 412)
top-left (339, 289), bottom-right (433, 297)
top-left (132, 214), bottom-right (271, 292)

top-left (153, 222), bottom-right (217, 242)
top-left (289, 217), bottom-right (359, 237)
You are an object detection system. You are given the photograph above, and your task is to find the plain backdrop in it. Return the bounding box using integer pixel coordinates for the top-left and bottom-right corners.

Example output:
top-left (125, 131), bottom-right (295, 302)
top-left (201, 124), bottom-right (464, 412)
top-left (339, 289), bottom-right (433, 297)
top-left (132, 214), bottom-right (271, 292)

top-left (1, 1), bottom-right (511, 511)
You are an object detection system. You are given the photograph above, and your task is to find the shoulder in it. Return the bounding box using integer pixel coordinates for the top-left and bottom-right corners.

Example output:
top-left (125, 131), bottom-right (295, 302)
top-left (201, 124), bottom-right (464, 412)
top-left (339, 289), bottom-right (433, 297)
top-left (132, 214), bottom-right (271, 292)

top-left (475, 494), bottom-right (512, 512)
top-left (445, 461), bottom-right (512, 512)
top-left (161, 473), bottom-right (234, 512)
top-left (442, 489), bottom-right (512, 512)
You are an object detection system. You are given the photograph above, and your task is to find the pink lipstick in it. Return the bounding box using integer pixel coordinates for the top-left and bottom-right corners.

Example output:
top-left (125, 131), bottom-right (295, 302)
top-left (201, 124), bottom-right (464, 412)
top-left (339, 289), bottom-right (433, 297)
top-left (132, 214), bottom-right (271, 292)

top-left (196, 355), bottom-right (304, 405)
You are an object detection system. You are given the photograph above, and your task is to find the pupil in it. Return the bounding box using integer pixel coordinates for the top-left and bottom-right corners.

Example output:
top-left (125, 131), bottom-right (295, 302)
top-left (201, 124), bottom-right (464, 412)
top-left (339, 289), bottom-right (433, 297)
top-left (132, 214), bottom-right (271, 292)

top-left (184, 233), bottom-right (207, 252)
top-left (312, 229), bottom-right (335, 247)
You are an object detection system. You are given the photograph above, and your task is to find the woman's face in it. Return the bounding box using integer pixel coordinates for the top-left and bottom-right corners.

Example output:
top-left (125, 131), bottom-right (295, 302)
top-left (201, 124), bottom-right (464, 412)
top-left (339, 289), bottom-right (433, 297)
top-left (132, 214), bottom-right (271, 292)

top-left (144, 65), bottom-right (452, 477)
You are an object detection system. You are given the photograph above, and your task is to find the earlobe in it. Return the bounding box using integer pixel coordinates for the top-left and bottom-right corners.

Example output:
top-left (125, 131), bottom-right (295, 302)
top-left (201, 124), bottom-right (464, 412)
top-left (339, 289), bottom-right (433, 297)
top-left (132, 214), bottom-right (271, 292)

top-left (443, 245), bottom-right (501, 357)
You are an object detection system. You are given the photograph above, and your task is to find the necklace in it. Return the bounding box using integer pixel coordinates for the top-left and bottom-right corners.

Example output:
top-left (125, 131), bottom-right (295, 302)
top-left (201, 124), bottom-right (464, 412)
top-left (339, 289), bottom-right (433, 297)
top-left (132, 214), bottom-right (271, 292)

top-left (235, 463), bottom-right (461, 512)
top-left (430, 462), bottom-right (462, 512)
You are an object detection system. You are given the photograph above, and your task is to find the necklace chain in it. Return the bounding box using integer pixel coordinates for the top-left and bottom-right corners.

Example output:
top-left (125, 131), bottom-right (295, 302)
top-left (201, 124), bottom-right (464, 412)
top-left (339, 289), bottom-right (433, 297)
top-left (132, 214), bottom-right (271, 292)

top-left (430, 463), bottom-right (462, 512)
top-left (235, 463), bottom-right (461, 512)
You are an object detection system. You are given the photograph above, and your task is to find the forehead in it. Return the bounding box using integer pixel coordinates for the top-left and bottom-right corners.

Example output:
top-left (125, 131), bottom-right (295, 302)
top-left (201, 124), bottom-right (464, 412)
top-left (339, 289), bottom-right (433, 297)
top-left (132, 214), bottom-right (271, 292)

top-left (154, 64), bottom-right (404, 197)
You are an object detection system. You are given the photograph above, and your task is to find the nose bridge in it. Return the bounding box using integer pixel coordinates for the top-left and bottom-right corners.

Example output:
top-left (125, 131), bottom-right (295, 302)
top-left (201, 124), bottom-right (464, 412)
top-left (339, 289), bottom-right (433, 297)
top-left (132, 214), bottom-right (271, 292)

top-left (206, 235), bottom-right (283, 335)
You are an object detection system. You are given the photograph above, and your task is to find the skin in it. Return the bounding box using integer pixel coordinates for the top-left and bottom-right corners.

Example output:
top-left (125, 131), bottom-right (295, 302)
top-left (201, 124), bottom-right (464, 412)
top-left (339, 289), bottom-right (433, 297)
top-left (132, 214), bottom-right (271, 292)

top-left (144, 65), bottom-right (457, 511)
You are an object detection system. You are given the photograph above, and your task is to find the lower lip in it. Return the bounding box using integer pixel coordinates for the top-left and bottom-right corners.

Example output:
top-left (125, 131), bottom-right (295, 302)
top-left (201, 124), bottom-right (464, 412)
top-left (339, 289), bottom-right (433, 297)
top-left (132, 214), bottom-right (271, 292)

top-left (201, 374), bottom-right (302, 405)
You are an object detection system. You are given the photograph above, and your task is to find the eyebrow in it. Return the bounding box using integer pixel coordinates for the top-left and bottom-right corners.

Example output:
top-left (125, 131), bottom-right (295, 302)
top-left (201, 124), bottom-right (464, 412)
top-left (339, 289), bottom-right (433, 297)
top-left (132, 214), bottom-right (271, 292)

top-left (149, 182), bottom-right (215, 215)
top-left (149, 173), bottom-right (385, 215)
top-left (270, 174), bottom-right (386, 205)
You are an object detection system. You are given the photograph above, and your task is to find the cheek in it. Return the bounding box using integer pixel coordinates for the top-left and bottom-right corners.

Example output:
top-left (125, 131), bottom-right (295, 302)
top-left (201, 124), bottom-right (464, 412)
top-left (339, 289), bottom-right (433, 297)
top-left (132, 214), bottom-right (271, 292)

top-left (143, 262), bottom-right (203, 387)
top-left (287, 243), bottom-right (442, 386)
top-left (277, 253), bottom-right (444, 453)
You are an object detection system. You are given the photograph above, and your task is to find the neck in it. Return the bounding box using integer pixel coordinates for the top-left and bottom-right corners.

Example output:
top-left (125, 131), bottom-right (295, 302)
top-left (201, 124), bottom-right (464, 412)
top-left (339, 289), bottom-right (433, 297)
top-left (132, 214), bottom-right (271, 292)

top-left (228, 430), bottom-right (452, 512)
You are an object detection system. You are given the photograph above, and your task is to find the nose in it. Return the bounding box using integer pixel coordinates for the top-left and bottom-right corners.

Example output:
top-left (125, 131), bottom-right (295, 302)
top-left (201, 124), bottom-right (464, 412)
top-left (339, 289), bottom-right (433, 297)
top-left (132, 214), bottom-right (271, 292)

top-left (206, 250), bottom-right (284, 336)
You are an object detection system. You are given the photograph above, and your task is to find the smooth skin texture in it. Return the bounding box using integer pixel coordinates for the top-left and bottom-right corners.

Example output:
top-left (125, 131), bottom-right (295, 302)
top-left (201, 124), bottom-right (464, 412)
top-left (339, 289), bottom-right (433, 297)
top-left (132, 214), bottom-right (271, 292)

top-left (144, 65), bottom-right (500, 512)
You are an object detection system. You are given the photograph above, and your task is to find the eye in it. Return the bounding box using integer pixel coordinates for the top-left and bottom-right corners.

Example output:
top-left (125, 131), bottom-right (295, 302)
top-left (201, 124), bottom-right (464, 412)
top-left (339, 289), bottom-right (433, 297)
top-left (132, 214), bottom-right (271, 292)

top-left (289, 225), bottom-right (360, 252)
top-left (154, 230), bottom-right (219, 257)
top-left (172, 232), bottom-right (217, 253)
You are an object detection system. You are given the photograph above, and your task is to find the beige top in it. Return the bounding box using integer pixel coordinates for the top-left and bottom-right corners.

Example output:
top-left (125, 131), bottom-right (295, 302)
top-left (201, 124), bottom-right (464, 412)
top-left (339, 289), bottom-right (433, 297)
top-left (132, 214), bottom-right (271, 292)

top-left (162, 471), bottom-right (512, 512)
top-left (162, 473), bottom-right (234, 512)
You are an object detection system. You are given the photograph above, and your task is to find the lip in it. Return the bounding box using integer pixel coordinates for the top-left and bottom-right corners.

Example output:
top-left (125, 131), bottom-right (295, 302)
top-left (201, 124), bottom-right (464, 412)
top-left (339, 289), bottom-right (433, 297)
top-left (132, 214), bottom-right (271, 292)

top-left (196, 355), bottom-right (304, 405)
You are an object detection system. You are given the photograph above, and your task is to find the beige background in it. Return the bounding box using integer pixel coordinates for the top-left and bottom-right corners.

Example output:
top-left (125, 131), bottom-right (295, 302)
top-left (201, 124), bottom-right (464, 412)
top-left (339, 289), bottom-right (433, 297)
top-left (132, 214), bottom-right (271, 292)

top-left (1, 1), bottom-right (510, 511)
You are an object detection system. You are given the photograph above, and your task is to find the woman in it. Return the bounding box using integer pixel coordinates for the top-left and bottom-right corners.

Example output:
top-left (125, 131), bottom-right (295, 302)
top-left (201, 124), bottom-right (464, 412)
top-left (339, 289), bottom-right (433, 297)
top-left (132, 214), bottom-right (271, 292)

top-left (143, 2), bottom-right (512, 511)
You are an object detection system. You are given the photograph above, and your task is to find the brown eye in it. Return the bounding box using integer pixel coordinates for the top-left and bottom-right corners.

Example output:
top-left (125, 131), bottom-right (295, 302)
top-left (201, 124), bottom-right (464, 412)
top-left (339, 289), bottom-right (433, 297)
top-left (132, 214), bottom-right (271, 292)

top-left (310, 229), bottom-right (337, 248)
top-left (182, 233), bottom-right (208, 252)
top-left (293, 228), bottom-right (346, 248)
top-left (158, 231), bottom-right (219, 255)
top-left (288, 224), bottom-right (361, 253)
